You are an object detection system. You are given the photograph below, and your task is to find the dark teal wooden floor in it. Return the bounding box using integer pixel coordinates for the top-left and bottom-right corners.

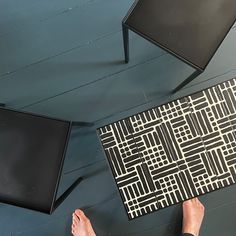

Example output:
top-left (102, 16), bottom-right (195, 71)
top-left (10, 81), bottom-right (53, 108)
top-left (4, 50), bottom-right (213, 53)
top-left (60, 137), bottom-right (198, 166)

top-left (0, 0), bottom-right (236, 235)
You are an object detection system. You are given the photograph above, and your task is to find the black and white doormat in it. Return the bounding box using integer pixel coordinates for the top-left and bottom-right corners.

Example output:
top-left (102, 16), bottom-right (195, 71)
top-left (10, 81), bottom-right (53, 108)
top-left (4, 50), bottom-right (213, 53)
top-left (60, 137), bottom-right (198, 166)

top-left (98, 78), bottom-right (236, 219)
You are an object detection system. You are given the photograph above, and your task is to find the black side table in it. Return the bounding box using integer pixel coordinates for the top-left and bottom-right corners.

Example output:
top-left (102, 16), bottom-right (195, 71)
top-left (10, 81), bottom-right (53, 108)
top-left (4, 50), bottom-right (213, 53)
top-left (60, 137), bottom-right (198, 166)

top-left (0, 104), bottom-right (93, 214)
top-left (122, 0), bottom-right (236, 93)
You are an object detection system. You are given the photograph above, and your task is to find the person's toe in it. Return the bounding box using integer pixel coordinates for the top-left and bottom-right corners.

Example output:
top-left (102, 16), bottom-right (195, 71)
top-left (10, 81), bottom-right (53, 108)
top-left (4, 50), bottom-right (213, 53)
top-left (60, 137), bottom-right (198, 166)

top-left (73, 219), bottom-right (77, 227)
top-left (183, 199), bottom-right (191, 206)
top-left (73, 213), bottom-right (79, 225)
top-left (71, 225), bottom-right (75, 235)
top-left (75, 209), bottom-right (88, 222)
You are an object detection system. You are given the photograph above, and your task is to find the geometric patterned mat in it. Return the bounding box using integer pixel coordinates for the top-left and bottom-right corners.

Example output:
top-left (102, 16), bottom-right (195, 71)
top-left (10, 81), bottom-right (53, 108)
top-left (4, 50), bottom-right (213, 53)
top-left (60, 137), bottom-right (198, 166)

top-left (98, 78), bottom-right (236, 219)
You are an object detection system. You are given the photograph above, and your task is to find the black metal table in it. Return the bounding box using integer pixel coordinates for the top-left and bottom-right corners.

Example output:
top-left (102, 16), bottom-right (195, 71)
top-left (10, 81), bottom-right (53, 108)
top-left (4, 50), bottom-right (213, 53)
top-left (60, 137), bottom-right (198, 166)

top-left (98, 77), bottom-right (236, 219)
top-left (122, 0), bottom-right (236, 93)
top-left (0, 104), bottom-right (93, 214)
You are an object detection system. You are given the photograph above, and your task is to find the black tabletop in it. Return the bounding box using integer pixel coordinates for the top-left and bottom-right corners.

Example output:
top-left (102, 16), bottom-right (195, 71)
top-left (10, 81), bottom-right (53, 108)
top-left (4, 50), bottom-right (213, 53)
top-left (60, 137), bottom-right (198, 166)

top-left (0, 108), bottom-right (71, 213)
top-left (124, 0), bottom-right (236, 70)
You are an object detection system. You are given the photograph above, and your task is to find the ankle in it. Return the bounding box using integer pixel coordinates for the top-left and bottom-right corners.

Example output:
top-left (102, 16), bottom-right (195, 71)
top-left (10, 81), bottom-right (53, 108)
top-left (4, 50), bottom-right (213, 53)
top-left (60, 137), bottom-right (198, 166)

top-left (182, 225), bottom-right (199, 236)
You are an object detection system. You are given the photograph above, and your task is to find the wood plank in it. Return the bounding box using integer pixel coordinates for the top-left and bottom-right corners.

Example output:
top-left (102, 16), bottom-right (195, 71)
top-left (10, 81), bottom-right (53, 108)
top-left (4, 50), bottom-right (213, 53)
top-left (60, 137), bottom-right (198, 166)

top-left (0, 0), bottom-right (133, 75)
top-left (0, 32), bottom-right (163, 108)
top-left (0, 0), bottom-right (93, 37)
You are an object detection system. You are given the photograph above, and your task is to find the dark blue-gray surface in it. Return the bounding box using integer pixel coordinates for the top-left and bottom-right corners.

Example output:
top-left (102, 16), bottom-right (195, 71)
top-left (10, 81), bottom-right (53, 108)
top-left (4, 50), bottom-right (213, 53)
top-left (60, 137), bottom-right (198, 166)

top-left (0, 0), bottom-right (236, 235)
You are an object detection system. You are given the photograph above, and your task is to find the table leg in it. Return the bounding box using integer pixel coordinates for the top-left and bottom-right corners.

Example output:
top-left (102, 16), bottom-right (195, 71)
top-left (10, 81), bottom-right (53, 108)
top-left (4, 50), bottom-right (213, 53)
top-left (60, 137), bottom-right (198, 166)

top-left (53, 176), bottom-right (83, 212)
top-left (122, 24), bottom-right (129, 63)
top-left (172, 69), bottom-right (202, 94)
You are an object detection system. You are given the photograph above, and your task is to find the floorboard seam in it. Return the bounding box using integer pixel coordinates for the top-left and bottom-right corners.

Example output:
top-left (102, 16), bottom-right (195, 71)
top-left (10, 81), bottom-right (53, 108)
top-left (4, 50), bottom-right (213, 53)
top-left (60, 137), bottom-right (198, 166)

top-left (0, 0), bottom-right (106, 38)
top-left (0, 29), bottom-right (121, 78)
top-left (93, 69), bottom-right (236, 126)
top-left (182, 68), bottom-right (236, 90)
top-left (64, 158), bottom-right (106, 175)
top-left (17, 53), bottom-right (167, 110)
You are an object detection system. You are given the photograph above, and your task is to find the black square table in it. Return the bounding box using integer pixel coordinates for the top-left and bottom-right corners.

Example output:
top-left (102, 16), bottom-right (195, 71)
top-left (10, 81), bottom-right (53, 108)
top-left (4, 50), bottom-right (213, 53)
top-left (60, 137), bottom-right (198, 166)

top-left (0, 104), bottom-right (93, 214)
top-left (98, 77), bottom-right (236, 219)
top-left (122, 0), bottom-right (236, 93)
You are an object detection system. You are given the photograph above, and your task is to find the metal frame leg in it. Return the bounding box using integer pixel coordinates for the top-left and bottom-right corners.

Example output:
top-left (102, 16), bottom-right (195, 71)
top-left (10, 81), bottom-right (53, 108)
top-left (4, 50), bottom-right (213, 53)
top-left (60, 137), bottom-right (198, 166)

top-left (53, 177), bottom-right (83, 211)
top-left (172, 69), bottom-right (203, 94)
top-left (72, 121), bottom-right (94, 127)
top-left (122, 24), bottom-right (129, 63)
top-left (51, 120), bottom-right (93, 212)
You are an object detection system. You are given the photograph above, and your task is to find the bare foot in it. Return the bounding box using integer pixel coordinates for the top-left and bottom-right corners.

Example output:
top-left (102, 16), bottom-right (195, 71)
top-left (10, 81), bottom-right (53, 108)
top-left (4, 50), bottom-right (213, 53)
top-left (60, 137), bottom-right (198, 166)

top-left (182, 198), bottom-right (205, 236)
top-left (71, 209), bottom-right (96, 236)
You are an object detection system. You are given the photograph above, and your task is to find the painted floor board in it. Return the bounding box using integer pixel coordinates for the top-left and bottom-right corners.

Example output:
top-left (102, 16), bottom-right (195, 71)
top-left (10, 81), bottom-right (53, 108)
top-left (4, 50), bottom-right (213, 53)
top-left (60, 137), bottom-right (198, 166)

top-left (0, 0), bottom-right (93, 37)
top-left (20, 63), bottom-right (149, 122)
top-left (0, 32), bottom-right (163, 109)
top-left (0, 0), bottom-right (132, 75)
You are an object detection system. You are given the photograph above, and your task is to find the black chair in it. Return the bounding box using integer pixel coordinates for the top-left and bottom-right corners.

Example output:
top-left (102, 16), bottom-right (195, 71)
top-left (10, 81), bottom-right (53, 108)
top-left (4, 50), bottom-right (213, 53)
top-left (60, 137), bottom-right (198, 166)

top-left (122, 0), bottom-right (236, 93)
top-left (0, 103), bottom-right (93, 214)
